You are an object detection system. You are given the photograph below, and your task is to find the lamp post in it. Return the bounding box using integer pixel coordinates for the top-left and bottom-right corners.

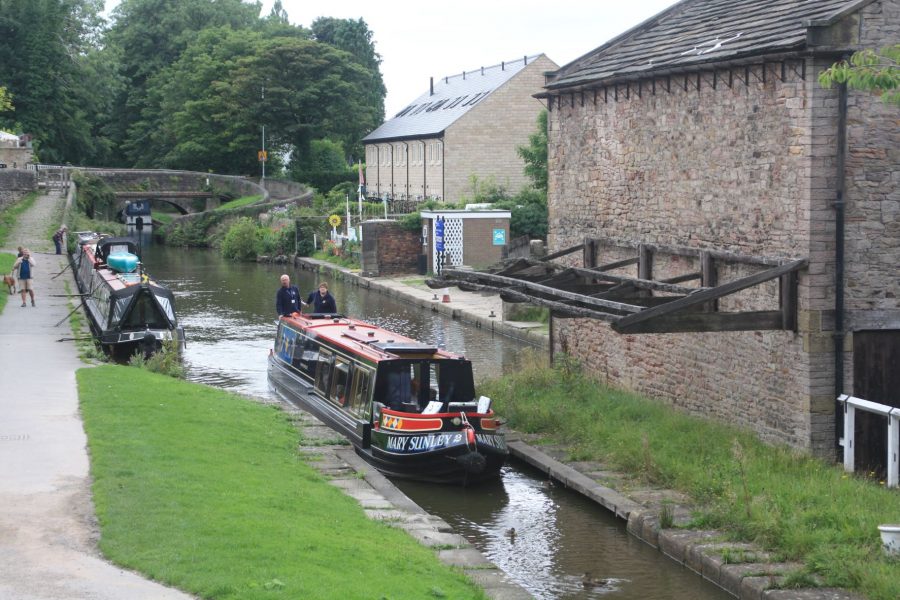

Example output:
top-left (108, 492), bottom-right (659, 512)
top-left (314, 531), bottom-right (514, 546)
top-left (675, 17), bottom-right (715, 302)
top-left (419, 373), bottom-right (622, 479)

top-left (261, 85), bottom-right (266, 183)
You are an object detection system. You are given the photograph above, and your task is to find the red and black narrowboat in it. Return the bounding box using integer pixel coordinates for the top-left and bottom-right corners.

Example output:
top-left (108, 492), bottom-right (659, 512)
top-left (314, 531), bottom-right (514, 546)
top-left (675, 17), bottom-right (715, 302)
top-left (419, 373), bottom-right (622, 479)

top-left (267, 313), bottom-right (508, 485)
top-left (71, 232), bottom-right (184, 359)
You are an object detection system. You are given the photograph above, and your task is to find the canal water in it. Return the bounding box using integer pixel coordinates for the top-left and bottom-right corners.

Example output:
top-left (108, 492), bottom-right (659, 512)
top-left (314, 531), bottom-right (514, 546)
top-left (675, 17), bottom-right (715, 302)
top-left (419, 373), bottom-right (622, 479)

top-left (142, 243), bottom-right (730, 600)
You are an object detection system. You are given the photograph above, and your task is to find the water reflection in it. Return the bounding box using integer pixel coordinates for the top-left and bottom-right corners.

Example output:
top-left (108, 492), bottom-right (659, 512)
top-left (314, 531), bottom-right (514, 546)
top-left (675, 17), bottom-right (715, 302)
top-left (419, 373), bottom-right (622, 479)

top-left (140, 245), bottom-right (535, 396)
top-left (397, 465), bottom-right (729, 600)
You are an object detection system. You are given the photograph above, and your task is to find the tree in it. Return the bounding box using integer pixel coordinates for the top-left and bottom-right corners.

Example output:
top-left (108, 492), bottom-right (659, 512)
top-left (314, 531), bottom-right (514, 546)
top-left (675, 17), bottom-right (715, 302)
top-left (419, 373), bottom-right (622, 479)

top-left (106, 0), bottom-right (262, 166)
top-left (0, 86), bottom-right (12, 114)
top-left (0, 0), bottom-right (109, 163)
top-left (310, 17), bottom-right (385, 156)
top-left (819, 45), bottom-right (900, 105)
top-left (517, 110), bottom-right (548, 193)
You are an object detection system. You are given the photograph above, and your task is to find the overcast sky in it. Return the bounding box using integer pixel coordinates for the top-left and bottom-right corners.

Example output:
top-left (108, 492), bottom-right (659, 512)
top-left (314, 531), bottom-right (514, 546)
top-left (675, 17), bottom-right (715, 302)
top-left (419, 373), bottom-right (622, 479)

top-left (104, 1), bottom-right (681, 117)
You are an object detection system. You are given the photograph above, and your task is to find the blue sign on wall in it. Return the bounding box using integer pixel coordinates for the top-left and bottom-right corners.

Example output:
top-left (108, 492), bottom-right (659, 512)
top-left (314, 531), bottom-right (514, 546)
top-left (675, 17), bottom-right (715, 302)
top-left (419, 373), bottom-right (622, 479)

top-left (492, 228), bottom-right (506, 246)
top-left (435, 217), bottom-right (444, 252)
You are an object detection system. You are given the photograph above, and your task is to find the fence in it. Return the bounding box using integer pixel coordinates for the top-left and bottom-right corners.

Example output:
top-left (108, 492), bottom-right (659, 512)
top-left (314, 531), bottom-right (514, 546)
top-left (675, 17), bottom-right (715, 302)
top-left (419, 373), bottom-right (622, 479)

top-left (837, 394), bottom-right (899, 488)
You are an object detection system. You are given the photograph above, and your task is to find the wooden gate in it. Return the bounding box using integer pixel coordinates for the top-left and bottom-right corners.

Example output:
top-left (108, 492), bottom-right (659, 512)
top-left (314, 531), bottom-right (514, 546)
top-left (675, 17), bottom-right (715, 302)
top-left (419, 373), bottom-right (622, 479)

top-left (852, 330), bottom-right (900, 477)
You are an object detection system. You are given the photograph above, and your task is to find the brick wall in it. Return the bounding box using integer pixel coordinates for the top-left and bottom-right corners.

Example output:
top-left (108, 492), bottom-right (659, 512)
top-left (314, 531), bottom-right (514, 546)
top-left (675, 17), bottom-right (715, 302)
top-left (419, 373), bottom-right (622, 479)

top-left (546, 2), bottom-right (898, 458)
top-left (360, 221), bottom-right (421, 276)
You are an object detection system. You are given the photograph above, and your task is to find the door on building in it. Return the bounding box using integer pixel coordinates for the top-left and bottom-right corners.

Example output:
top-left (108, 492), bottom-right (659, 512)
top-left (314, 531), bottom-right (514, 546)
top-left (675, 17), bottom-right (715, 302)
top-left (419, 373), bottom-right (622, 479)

top-left (852, 330), bottom-right (900, 478)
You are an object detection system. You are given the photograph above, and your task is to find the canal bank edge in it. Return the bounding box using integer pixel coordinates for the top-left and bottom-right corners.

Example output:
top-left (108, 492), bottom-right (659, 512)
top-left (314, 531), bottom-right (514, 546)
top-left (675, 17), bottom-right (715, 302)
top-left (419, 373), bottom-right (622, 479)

top-left (293, 257), bottom-right (549, 349)
top-left (264, 395), bottom-right (534, 600)
top-left (293, 257), bottom-right (864, 600)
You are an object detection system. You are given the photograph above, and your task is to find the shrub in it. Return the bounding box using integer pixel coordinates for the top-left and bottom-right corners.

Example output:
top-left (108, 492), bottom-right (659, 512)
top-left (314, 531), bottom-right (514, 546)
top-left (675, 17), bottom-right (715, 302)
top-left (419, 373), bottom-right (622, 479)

top-left (221, 217), bottom-right (261, 261)
top-left (128, 339), bottom-right (185, 378)
top-left (72, 172), bottom-right (116, 221)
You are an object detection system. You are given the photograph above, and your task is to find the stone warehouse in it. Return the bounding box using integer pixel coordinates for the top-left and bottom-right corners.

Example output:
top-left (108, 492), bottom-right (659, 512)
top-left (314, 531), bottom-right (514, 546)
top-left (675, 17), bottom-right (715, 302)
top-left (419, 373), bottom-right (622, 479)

top-left (535, 0), bottom-right (899, 461)
top-left (363, 54), bottom-right (558, 204)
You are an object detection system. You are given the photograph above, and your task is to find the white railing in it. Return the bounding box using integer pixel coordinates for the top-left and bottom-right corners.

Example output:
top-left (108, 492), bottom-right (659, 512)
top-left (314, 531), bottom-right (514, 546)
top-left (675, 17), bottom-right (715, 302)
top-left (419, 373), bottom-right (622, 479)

top-left (838, 394), bottom-right (899, 488)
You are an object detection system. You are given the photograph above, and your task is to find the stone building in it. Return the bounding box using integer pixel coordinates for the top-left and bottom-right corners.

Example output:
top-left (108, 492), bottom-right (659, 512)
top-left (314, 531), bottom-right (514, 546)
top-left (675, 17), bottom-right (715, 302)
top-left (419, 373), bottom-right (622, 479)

top-left (532, 0), bottom-right (899, 461)
top-left (362, 54), bottom-right (558, 204)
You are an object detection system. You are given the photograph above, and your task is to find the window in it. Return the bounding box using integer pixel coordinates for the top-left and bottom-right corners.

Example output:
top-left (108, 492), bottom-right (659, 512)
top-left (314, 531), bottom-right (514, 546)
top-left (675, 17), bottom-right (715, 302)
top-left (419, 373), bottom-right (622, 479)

top-left (445, 96), bottom-right (467, 109)
top-left (315, 349), bottom-right (333, 396)
top-left (331, 359), bottom-right (350, 407)
top-left (348, 367), bottom-right (373, 417)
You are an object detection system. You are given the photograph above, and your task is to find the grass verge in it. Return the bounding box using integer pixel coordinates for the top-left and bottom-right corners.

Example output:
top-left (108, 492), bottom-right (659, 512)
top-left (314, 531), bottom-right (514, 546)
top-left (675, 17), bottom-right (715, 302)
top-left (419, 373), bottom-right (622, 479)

top-left (0, 252), bottom-right (13, 313)
top-left (78, 365), bottom-right (486, 600)
top-left (0, 191), bottom-right (37, 248)
top-left (480, 352), bottom-right (900, 600)
top-left (214, 195), bottom-right (263, 212)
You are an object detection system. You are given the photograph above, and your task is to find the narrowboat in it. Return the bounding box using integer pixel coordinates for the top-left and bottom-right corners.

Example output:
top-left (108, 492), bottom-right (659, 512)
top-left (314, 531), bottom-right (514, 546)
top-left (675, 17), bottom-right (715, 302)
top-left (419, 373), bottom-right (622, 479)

top-left (71, 232), bottom-right (184, 359)
top-left (268, 313), bottom-right (508, 485)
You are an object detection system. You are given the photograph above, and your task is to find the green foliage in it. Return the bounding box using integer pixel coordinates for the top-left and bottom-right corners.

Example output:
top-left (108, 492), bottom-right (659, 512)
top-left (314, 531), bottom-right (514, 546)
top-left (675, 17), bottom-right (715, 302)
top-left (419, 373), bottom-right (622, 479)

top-left (0, 0), bottom-right (110, 164)
top-left (492, 188), bottom-right (548, 240)
top-left (72, 172), bottom-right (116, 220)
top-left (220, 216), bottom-right (261, 261)
top-left (258, 221), bottom-right (295, 256)
top-left (517, 109), bottom-right (548, 191)
top-left (127, 339), bottom-right (185, 378)
top-left (479, 352), bottom-right (900, 600)
top-left (214, 194), bottom-right (263, 212)
top-left (819, 45), bottom-right (900, 105)
top-left (0, 86), bottom-right (12, 113)
top-left (163, 213), bottom-right (219, 247)
top-left (0, 252), bottom-right (13, 313)
top-left (398, 211), bottom-right (424, 232)
top-left (77, 366), bottom-right (486, 599)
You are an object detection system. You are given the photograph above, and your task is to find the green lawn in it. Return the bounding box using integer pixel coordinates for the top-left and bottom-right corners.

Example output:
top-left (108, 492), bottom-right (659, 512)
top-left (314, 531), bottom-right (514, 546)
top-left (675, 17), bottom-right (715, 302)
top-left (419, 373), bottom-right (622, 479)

top-left (214, 195), bottom-right (263, 212)
top-left (0, 252), bottom-right (14, 313)
top-left (0, 192), bottom-right (36, 248)
top-left (78, 366), bottom-right (485, 600)
top-left (480, 352), bottom-right (900, 600)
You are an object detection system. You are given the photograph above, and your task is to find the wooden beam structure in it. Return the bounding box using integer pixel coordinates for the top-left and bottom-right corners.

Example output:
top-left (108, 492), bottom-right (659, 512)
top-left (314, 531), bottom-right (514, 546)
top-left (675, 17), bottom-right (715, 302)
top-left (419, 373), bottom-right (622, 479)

top-left (428, 238), bottom-right (808, 335)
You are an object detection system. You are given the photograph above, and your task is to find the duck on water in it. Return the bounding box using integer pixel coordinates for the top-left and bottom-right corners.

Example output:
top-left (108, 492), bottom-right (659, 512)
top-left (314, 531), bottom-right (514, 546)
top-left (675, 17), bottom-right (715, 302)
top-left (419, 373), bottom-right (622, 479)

top-left (267, 312), bottom-right (509, 485)
top-left (71, 232), bottom-right (184, 360)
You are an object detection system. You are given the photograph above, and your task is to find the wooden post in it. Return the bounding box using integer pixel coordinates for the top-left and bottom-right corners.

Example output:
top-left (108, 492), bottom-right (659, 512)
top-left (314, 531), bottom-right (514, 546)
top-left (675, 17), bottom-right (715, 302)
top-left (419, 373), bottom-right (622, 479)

top-left (701, 251), bottom-right (718, 312)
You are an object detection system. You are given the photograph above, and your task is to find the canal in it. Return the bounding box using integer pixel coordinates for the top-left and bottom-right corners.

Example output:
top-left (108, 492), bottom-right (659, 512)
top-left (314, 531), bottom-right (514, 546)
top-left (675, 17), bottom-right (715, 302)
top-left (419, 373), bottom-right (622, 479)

top-left (143, 243), bottom-right (730, 600)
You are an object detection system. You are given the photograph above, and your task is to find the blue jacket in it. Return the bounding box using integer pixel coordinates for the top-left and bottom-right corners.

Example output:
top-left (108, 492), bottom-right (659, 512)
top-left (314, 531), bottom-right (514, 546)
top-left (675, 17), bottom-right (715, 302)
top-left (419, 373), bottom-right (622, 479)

top-left (306, 290), bottom-right (337, 313)
top-left (275, 285), bottom-right (301, 316)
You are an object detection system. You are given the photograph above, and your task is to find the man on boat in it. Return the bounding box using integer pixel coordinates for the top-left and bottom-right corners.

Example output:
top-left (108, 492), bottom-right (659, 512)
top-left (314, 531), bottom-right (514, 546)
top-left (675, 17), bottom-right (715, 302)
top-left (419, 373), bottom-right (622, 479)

top-left (275, 274), bottom-right (302, 316)
top-left (302, 282), bottom-right (337, 313)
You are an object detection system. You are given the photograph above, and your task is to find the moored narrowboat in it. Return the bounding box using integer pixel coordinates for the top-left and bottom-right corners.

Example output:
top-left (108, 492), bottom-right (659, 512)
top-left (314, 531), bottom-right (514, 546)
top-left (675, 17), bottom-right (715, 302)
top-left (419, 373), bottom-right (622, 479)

top-left (267, 313), bottom-right (508, 485)
top-left (71, 232), bottom-right (184, 359)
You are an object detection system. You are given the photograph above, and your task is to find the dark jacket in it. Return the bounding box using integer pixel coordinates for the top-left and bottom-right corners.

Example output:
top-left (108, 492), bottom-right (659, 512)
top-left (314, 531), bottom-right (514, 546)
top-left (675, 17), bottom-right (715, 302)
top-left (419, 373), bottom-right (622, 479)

top-left (276, 285), bottom-right (302, 316)
top-left (306, 290), bottom-right (337, 313)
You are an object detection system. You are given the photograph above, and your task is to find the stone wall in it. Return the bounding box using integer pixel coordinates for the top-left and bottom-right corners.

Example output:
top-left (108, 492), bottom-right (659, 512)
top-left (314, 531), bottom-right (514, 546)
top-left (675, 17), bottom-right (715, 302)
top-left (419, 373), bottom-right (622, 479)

top-left (545, 2), bottom-right (899, 458)
top-left (0, 169), bottom-right (37, 211)
top-left (444, 54), bottom-right (557, 202)
top-left (360, 220), bottom-right (421, 276)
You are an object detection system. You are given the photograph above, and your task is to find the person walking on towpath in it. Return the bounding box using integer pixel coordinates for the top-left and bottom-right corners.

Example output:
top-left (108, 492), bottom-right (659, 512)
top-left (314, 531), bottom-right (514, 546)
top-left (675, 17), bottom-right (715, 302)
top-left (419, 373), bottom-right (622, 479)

top-left (275, 274), bottom-right (302, 317)
top-left (12, 248), bottom-right (36, 307)
top-left (52, 226), bottom-right (67, 254)
top-left (302, 282), bottom-right (337, 313)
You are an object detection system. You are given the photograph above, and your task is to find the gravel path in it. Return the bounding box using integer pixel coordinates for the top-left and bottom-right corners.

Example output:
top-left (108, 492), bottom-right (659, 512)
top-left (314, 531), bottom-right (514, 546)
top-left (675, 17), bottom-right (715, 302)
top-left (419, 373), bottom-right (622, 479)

top-left (0, 189), bottom-right (193, 599)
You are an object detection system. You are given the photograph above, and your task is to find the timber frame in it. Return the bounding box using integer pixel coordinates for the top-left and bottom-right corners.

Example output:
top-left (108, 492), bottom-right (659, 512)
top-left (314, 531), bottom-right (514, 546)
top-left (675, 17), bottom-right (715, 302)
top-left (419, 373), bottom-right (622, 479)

top-left (427, 237), bottom-right (808, 334)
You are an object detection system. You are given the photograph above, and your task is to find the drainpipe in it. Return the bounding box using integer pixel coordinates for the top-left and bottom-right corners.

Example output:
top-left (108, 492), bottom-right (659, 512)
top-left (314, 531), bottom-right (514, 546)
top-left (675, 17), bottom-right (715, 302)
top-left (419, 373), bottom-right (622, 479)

top-left (834, 82), bottom-right (848, 450)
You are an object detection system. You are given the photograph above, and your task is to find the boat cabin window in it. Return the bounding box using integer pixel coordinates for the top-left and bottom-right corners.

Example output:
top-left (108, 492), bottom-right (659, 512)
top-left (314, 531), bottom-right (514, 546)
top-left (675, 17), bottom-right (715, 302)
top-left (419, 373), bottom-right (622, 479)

top-left (315, 349), bottom-right (333, 396)
top-left (330, 359), bottom-right (350, 407)
top-left (376, 360), bottom-right (475, 412)
top-left (348, 367), bottom-right (373, 417)
top-left (117, 292), bottom-right (170, 330)
top-left (291, 332), bottom-right (318, 377)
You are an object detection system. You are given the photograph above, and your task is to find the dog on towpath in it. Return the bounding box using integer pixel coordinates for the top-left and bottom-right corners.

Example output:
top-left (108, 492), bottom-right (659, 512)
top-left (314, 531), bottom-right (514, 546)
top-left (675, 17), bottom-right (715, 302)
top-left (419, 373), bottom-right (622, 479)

top-left (3, 274), bottom-right (15, 294)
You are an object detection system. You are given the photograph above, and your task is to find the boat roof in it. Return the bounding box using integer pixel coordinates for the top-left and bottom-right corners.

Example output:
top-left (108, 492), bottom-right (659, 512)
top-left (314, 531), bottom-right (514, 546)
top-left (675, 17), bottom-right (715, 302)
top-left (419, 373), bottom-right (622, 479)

top-left (279, 314), bottom-right (466, 363)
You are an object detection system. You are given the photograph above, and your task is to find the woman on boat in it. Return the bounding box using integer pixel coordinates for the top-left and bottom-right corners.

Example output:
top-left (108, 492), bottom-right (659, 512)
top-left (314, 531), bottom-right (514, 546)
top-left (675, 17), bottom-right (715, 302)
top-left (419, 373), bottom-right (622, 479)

top-left (301, 282), bottom-right (337, 313)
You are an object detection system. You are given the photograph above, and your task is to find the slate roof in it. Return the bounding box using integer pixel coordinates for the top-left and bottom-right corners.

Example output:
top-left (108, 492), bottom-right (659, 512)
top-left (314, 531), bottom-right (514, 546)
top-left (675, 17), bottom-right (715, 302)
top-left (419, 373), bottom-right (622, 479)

top-left (544, 0), bottom-right (872, 92)
top-left (363, 55), bottom-right (545, 143)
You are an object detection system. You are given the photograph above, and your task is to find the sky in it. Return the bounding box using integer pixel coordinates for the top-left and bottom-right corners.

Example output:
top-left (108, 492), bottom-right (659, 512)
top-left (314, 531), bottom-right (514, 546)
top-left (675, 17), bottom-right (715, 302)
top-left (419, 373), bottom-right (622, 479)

top-left (103, 0), bottom-right (681, 117)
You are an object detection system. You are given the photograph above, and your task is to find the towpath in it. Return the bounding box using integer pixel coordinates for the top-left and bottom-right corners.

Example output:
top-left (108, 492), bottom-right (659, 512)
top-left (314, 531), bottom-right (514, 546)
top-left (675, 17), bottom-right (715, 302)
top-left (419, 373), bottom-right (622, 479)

top-left (0, 189), bottom-right (192, 599)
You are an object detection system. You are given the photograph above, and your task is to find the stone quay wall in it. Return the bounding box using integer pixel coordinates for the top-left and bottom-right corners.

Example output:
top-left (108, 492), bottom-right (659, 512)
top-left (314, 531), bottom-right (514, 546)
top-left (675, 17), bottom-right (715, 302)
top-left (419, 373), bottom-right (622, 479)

top-left (546, 2), bottom-right (899, 460)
